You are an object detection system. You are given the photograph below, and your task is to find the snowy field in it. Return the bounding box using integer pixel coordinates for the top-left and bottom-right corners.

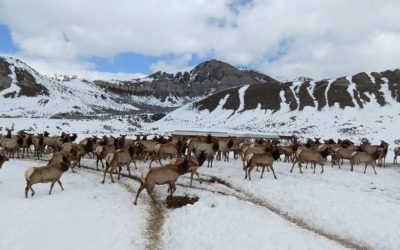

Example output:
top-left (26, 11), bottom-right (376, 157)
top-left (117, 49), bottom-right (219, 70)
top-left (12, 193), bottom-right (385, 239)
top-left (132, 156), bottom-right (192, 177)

top-left (1, 155), bottom-right (399, 250)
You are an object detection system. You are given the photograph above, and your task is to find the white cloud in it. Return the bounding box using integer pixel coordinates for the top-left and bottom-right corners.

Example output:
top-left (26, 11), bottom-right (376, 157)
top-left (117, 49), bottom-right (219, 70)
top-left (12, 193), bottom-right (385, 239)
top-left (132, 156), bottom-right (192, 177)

top-left (0, 0), bottom-right (399, 79)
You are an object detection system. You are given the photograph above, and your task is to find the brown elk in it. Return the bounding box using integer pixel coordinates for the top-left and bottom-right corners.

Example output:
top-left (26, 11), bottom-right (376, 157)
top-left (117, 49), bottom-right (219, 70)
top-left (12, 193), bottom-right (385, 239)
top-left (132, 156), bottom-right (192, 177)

top-left (290, 145), bottom-right (330, 174)
top-left (350, 149), bottom-right (382, 174)
top-left (334, 147), bottom-right (357, 167)
top-left (149, 140), bottom-right (182, 167)
top-left (0, 133), bottom-right (24, 158)
top-left (0, 151), bottom-right (9, 168)
top-left (244, 146), bottom-right (280, 180)
top-left (394, 146), bottom-right (400, 164)
top-left (94, 137), bottom-right (117, 170)
top-left (101, 143), bottom-right (144, 183)
top-left (133, 151), bottom-right (206, 205)
top-left (192, 140), bottom-right (219, 168)
top-left (32, 134), bottom-right (45, 159)
top-left (24, 154), bottom-right (72, 198)
top-left (216, 138), bottom-right (234, 162)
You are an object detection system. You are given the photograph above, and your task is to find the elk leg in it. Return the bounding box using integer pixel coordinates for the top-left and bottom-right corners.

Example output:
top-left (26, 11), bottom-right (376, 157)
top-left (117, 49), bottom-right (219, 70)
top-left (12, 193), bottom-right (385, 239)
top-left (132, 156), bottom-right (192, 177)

top-left (127, 163), bottom-right (132, 176)
top-left (372, 162), bottom-right (377, 175)
top-left (132, 159), bottom-right (138, 169)
top-left (96, 157), bottom-right (99, 170)
top-left (320, 163), bottom-right (324, 174)
top-left (298, 162), bottom-right (303, 174)
top-left (168, 182), bottom-right (176, 195)
top-left (194, 169), bottom-right (202, 185)
top-left (147, 186), bottom-right (156, 203)
top-left (134, 183), bottom-right (146, 205)
top-left (49, 180), bottom-right (56, 195)
top-left (260, 166), bottom-right (265, 179)
top-left (101, 164), bottom-right (110, 184)
top-left (290, 160), bottom-right (298, 173)
top-left (247, 165), bottom-right (254, 181)
top-left (25, 185), bottom-right (30, 198)
top-left (118, 166), bottom-right (122, 180)
top-left (364, 163), bottom-right (368, 174)
top-left (110, 167), bottom-right (115, 183)
top-left (57, 180), bottom-right (64, 190)
top-left (270, 165), bottom-right (278, 180)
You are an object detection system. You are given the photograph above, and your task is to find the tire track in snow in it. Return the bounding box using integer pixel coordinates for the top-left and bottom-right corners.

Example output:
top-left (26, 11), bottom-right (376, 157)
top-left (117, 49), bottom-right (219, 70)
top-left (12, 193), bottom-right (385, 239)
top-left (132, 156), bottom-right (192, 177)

top-left (193, 174), bottom-right (371, 250)
top-left (20, 158), bottom-right (166, 250)
top-left (22, 157), bottom-right (369, 249)
top-left (76, 165), bottom-right (166, 250)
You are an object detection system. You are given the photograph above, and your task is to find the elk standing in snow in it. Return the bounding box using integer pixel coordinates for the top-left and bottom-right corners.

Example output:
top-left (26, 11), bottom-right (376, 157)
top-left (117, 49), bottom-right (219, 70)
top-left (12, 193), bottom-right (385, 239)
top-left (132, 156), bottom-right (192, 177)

top-left (394, 146), bottom-right (400, 164)
top-left (133, 151), bottom-right (206, 205)
top-left (24, 153), bottom-right (73, 198)
top-left (244, 146), bottom-right (280, 180)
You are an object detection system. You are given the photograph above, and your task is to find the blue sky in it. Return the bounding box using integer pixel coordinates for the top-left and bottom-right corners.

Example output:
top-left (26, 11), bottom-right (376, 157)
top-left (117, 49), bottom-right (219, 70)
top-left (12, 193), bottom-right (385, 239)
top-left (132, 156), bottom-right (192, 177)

top-left (0, 0), bottom-right (399, 80)
top-left (0, 24), bottom-right (17, 54)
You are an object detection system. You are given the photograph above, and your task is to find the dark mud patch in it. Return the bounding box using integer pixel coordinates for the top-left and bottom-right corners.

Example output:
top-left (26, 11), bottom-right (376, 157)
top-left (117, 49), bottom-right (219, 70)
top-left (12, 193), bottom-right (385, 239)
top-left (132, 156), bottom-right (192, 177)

top-left (165, 195), bottom-right (199, 208)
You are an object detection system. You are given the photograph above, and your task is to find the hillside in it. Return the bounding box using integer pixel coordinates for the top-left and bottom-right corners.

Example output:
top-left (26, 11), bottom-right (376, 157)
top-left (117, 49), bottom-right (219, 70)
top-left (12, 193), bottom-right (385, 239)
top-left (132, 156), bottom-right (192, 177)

top-left (149, 70), bottom-right (400, 144)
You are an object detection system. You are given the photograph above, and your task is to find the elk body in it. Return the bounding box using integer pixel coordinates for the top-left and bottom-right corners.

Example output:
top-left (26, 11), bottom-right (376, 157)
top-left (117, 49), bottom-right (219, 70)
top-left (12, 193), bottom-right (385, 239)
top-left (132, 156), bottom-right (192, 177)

top-left (290, 146), bottom-right (330, 174)
top-left (244, 147), bottom-right (280, 180)
top-left (0, 152), bottom-right (9, 168)
top-left (150, 141), bottom-right (182, 167)
top-left (102, 143), bottom-right (143, 183)
top-left (24, 155), bottom-right (71, 198)
top-left (192, 141), bottom-right (218, 168)
top-left (216, 139), bottom-right (234, 161)
top-left (334, 147), bottom-right (357, 167)
top-left (133, 152), bottom-right (206, 205)
top-left (350, 150), bottom-right (381, 174)
top-left (0, 134), bottom-right (24, 158)
top-left (394, 147), bottom-right (400, 164)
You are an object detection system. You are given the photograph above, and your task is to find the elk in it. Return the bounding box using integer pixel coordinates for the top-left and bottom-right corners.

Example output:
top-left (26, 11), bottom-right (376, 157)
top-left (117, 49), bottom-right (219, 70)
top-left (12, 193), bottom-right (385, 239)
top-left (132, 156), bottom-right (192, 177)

top-left (133, 151), bottom-right (206, 205)
top-left (149, 141), bottom-right (182, 167)
top-left (192, 141), bottom-right (219, 168)
top-left (24, 154), bottom-right (72, 198)
top-left (290, 145), bottom-right (330, 174)
top-left (168, 154), bottom-right (206, 187)
top-left (334, 147), bottom-right (357, 167)
top-left (350, 149), bottom-right (382, 174)
top-left (1, 133), bottom-right (24, 158)
top-left (94, 137), bottom-right (117, 170)
top-left (244, 146), bottom-right (280, 180)
top-left (101, 143), bottom-right (144, 184)
top-left (242, 144), bottom-right (268, 169)
top-left (216, 138), bottom-right (234, 162)
top-left (0, 151), bottom-right (9, 168)
top-left (43, 132), bottom-right (63, 153)
top-left (32, 134), bottom-right (45, 159)
top-left (394, 146), bottom-right (400, 164)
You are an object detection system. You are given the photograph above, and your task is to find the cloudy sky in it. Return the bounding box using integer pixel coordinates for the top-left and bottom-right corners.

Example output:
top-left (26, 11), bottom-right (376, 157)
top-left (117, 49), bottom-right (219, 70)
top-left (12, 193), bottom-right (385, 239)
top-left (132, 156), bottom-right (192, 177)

top-left (0, 0), bottom-right (399, 80)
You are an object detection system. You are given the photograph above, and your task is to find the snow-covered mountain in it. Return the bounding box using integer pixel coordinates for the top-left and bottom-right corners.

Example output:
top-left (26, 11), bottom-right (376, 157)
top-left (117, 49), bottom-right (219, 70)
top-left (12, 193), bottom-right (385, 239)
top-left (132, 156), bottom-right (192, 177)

top-left (149, 69), bottom-right (400, 144)
top-left (0, 56), bottom-right (278, 119)
top-left (0, 57), bottom-right (139, 118)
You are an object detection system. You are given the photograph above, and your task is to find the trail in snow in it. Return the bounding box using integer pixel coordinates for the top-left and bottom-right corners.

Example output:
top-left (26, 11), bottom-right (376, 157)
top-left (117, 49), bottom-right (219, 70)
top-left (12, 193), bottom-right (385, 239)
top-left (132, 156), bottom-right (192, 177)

top-left (70, 159), bottom-right (366, 249)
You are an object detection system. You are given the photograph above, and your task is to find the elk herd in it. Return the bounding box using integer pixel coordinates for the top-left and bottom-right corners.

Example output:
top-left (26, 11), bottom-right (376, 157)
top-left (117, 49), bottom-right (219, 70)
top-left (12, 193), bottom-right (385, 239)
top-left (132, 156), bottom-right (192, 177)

top-left (0, 127), bottom-right (398, 204)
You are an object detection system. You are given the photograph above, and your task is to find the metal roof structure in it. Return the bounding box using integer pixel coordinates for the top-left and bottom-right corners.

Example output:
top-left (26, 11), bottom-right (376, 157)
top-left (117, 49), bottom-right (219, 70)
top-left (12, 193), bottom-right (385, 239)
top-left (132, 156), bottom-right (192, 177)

top-left (171, 130), bottom-right (293, 140)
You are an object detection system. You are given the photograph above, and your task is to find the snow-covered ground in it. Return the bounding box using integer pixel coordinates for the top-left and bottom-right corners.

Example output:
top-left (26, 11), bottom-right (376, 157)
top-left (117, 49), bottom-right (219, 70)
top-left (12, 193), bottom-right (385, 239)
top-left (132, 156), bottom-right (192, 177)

top-left (2, 155), bottom-right (399, 249)
top-left (0, 159), bottom-right (147, 250)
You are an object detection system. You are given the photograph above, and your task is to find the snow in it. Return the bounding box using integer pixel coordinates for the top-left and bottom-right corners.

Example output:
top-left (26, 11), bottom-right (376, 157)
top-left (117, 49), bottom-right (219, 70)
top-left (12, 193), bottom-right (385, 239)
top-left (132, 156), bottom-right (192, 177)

top-left (1, 149), bottom-right (400, 249)
top-left (0, 159), bottom-right (147, 250)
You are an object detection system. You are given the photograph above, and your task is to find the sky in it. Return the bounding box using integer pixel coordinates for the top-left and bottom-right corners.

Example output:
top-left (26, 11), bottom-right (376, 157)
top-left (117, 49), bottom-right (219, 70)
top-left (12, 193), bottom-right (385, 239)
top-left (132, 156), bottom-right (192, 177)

top-left (0, 0), bottom-right (400, 80)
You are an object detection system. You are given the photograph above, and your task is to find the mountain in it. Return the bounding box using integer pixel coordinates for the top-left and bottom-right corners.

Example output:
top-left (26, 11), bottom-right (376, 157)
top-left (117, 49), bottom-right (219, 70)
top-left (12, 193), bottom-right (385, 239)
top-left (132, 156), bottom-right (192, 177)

top-left (93, 59), bottom-right (277, 103)
top-left (149, 69), bottom-right (400, 143)
top-left (0, 56), bottom-right (279, 133)
top-left (0, 57), bottom-right (277, 118)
